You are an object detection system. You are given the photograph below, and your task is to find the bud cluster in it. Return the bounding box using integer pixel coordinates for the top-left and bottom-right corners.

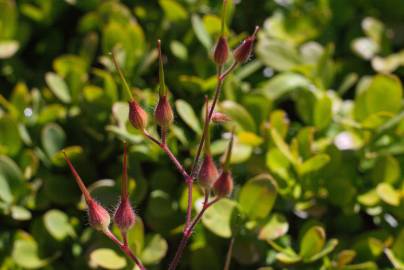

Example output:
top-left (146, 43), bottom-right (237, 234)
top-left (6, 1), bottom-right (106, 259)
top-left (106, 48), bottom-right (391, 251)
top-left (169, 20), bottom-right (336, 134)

top-left (63, 144), bottom-right (136, 235)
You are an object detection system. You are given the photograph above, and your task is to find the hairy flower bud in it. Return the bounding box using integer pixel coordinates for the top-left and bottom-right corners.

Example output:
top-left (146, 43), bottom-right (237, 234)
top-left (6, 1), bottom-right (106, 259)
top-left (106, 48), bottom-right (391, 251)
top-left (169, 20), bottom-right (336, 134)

top-left (233, 26), bottom-right (259, 63)
top-left (63, 151), bottom-right (111, 232)
top-left (114, 198), bottom-right (136, 232)
top-left (198, 154), bottom-right (219, 189)
top-left (87, 199), bottom-right (111, 232)
top-left (129, 100), bottom-right (148, 130)
top-left (154, 95), bottom-right (174, 128)
top-left (213, 171), bottom-right (233, 197)
top-left (212, 112), bottom-right (231, 123)
top-left (213, 36), bottom-right (229, 65)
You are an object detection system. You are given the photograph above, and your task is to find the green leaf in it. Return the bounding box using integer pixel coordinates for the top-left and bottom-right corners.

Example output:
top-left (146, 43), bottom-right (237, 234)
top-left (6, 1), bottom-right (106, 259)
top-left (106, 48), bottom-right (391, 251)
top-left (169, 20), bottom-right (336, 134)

top-left (307, 239), bottom-right (338, 262)
top-left (11, 205), bottom-right (32, 221)
top-left (385, 249), bottom-right (404, 270)
top-left (258, 213), bottom-right (289, 241)
top-left (259, 73), bottom-right (311, 100)
top-left (270, 128), bottom-right (295, 164)
top-left (175, 99), bottom-right (202, 134)
top-left (45, 72), bottom-right (71, 103)
top-left (354, 74), bottom-right (402, 122)
top-left (43, 209), bottom-right (75, 241)
top-left (89, 248), bottom-right (127, 269)
top-left (170, 40), bottom-right (188, 61)
top-left (275, 251), bottom-right (301, 264)
top-left (220, 101), bottom-right (256, 132)
top-left (0, 155), bottom-right (24, 203)
top-left (371, 155), bottom-right (400, 184)
top-left (126, 215), bottom-right (144, 255)
top-left (313, 94), bottom-right (332, 130)
top-left (41, 123), bottom-right (66, 158)
top-left (12, 233), bottom-right (49, 269)
top-left (192, 14), bottom-right (212, 50)
top-left (298, 154), bottom-right (330, 176)
top-left (376, 183), bottom-right (400, 206)
top-left (299, 226), bottom-right (326, 260)
top-left (392, 229), bottom-right (404, 262)
top-left (239, 174), bottom-right (277, 220)
top-left (0, 115), bottom-right (22, 156)
top-left (141, 234), bottom-right (168, 265)
top-left (159, 0), bottom-right (188, 22)
top-left (256, 39), bottom-right (302, 71)
top-left (202, 198), bottom-right (237, 238)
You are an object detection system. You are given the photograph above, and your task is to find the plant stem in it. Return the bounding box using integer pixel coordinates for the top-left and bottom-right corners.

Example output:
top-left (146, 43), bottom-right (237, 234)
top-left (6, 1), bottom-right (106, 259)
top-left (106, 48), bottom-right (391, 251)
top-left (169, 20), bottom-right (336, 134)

top-left (143, 130), bottom-right (190, 180)
top-left (168, 193), bottom-right (220, 270)
top-left (104, 230), bottom-right (146, 270)
top-left (224, 237), bottom-right (235, 270)
top-left (190, 66), bottom-right (224, 177)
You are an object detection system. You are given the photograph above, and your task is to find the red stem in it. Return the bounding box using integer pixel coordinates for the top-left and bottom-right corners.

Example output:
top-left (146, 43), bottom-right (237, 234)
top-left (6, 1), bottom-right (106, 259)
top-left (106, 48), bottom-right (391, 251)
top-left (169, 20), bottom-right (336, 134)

top-left (63, 151), bottom-right (92, 203)
top-left (122, 142), bottom-right (128, 199)
top-left (104, 230), bottom-right (146, 270)
top-left (168, 193), bottom-right (220, 270)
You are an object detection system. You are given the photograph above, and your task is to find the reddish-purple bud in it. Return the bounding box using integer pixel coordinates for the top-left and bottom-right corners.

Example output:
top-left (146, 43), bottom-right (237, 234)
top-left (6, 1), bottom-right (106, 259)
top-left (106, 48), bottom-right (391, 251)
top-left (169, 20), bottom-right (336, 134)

top-left (212, 112), bottom-right (231, 123)
top-left (129, 100), bottom-right (148, 130)
top-left (233, 26), bottom-right (259, 63)
top-left (114, 198), bottom-right (136, 232)
top-left (154, 95), bottom-right (174, 128)
top-left (213, 36), bottom-right (229, 65)
top-left (87, 199), bottom-right (111, 232)
top-left (198, 154), bottom-right (219, 189)
top-left (63, 152), bottom-right (111, 232)
top-left (213, 171), bottom-right (233, 197)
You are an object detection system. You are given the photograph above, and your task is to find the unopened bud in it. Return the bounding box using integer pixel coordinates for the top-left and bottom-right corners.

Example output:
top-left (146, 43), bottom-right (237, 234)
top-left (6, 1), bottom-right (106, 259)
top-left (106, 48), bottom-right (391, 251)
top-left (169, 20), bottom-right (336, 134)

top-left (154, 95), bottom-right (174, 128)
top-left (63, 151), bottom-right (111, 232)
top-left (233, 26), bottom-right (259, 63)
top-left (198, 154), bottom-right (219, 189)
top-left (213, 171), bottom-right (233, 197)
top-left (212, 112), bottom-right (231, 123)
top-left (114, 198), bottom-right (136, 232)
top-left (213, 36), bottom-right (229, 65)
top-left (128, 100), bottom-right (148, 130)
top-left (87, 199), bottom-right (111, 232)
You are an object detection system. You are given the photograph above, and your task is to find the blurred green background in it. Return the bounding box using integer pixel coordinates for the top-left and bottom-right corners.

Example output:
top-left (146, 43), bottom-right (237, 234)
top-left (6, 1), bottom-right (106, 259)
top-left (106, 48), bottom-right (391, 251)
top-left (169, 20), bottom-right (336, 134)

top-left (1, 0), bottom-right (404, 269)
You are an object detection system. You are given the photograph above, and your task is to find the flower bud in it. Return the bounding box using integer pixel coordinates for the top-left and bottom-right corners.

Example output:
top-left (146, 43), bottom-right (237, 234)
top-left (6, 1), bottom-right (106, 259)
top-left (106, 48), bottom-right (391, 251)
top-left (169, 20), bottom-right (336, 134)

top-left (233, 26), bottom-right (259, 63)
top-left (87, 199), bottom-right (111, 232)
top-left (213, 36), bottom-right (229, 65)
top-left (212, 112), bottom-right (231, 123)
top-left (154, 95), bottom-right (174, 128)
top-left (213, 171), bottom-right (233, 197)
top-left (128, 100), bottom-right (148, 130)
top-left (114, 197), bottom-right (136, 232)
top-left (63, 151), bottom-right (111, 232)
top-left (198, 154), bottom-right (219, 189)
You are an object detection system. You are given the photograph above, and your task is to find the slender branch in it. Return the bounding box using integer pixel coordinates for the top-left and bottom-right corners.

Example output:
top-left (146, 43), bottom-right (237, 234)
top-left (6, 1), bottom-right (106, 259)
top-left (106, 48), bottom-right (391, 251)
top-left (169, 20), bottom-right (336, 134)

top-left (185, 177), bottom-right (193, 229)
top-left (169, 193), bottom-right (220, 270)
top-left (104, 230), bottom-right (146, 270)
top-left (110, 50), bottom-right (134, 100)
top-left (190, 66), bottom-right (224, 177)
top-left (143, 130), bottom-right (190, 179)
top-left (224, 237), bottom-right (235, 270)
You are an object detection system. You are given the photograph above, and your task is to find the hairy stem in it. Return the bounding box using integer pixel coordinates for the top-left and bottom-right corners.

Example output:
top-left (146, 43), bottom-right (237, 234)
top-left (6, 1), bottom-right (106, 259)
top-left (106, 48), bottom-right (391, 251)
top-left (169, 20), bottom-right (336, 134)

top-left (104, 230), bottom-right (145, 270)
